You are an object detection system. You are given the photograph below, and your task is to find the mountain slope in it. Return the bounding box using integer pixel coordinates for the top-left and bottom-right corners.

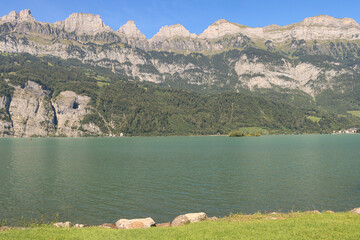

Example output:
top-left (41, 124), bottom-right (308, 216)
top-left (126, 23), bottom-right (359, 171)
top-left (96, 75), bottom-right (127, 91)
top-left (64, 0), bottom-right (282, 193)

top-left (1, 53), bottom-right (353, 137)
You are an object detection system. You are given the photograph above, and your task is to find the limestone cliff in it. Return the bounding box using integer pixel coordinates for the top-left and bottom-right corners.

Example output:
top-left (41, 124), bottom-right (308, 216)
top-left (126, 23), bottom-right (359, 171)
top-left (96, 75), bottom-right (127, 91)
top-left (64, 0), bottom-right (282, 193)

top-left (52, 91), bottom-right (101, 137)
top-left (9, 81), bottom-right (56, 137)
top-left (1, 9), bottom-right (360, 100)
top-left (54, 13), bottom-right (112, 35)
top-left (0, 81), bottom-right (103, 137)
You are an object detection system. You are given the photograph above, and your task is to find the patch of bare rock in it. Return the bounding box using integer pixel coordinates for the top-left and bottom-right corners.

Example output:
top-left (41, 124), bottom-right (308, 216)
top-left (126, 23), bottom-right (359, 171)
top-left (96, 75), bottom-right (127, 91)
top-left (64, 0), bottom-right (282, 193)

top-left (351, 208), bottom-right (360, 214)
top-left (115, 217), bottom-right (156, 229)
top-left (171, 212), bottom-right (208, 227)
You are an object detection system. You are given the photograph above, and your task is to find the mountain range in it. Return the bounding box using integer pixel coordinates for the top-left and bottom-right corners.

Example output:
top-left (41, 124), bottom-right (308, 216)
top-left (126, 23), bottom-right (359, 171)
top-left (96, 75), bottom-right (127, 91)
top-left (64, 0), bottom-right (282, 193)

top-left (0, 9), bottom-right (360, 137)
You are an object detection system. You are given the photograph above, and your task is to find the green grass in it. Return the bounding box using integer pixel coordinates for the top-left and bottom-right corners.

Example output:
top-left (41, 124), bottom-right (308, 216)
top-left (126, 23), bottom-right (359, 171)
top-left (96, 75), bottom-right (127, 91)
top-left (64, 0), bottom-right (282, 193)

top-left (307, 116), bottom-right (322, 123)
top-left (96, 81), bottom-right (110, 87)
top-left (1, 212), bottom-right (360, 240)
top-left (237, 127), bottom-right (269, 135)
top-left (348, 111), bottom-right (360, 118)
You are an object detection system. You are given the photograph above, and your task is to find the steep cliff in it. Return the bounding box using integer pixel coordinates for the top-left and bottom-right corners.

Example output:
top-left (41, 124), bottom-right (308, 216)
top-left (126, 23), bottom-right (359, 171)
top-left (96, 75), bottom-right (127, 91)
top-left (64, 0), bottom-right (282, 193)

top-left (0, 80), bottom-right (103, 137)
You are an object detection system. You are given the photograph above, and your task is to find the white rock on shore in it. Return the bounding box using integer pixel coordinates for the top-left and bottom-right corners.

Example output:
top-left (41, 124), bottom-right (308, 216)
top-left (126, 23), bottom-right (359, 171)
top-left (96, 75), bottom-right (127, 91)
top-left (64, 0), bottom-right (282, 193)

top-left (171, 212), bottom-right (207, 227)
top-left (115, 217), bottom-right (156, 229)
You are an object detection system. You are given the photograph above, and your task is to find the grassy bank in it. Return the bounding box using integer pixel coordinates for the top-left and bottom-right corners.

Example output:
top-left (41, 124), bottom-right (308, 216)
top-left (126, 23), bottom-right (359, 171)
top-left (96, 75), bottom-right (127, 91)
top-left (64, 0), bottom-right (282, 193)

top-left (1, 212), bottom-right (360, 239)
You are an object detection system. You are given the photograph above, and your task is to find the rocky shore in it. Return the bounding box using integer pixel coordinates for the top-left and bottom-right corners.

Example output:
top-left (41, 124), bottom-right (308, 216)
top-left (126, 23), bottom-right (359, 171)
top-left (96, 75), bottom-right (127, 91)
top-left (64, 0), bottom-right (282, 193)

top-left (1, 208), bottom-right (360, 231)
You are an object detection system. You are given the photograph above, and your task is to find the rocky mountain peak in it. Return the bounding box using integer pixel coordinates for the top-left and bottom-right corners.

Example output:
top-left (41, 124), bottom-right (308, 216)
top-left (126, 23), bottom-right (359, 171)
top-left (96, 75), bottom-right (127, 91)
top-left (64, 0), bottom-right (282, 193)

top-left (210, 19), bottom-right (231, 26)
top-left (54, 12), bottom-right (111, 34)
top-left (300, 15), bottom-right (359, 28)
top-left (199, 19), bottom-right (245, 39)
top-left (117, 20), bottom-right (146, 39)
top-left (152, 24), bottom-right (196, 39)
top-left (0, 9), bottom-right (35, 22)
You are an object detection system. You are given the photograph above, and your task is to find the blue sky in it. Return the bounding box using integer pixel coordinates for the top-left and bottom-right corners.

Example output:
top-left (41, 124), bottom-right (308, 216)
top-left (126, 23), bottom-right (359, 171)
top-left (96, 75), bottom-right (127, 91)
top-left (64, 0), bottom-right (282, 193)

top-left (1, 0), bottom-right (360, 38)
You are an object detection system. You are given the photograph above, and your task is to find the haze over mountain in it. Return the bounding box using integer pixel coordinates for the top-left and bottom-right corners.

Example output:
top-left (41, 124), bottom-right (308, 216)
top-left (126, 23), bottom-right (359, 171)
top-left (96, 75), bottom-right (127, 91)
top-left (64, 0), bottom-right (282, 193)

top-left (1, 9), bottom-right (360, 137)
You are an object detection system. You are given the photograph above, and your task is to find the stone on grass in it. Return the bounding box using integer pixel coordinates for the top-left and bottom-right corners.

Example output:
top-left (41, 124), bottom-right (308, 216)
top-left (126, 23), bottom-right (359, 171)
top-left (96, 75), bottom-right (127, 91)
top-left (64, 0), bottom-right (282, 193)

top-left (171, 212), bottom-right (207, 227)
top-left (74, 224), bottom-right (87, 228)
top-left (351, 208), bottom-right (360, 214)
top-left (171, 215), bottom-right (190, 227)
top-left (53, 221), bottom-right (73, 228)
top-left (116, 218), bottom-right (155, 229)
top-left (185, 212), bottom-right (207, 222)
top-left (208, 216), bottom-right (218, 221)
top-left (326, 210), bottom-right (335, 213)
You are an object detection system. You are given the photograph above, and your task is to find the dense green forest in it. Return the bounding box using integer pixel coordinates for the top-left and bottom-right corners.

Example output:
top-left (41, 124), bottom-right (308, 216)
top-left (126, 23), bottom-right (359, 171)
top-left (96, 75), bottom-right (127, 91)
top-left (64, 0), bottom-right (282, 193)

top-left (0, 52), bottom-right (358, 136)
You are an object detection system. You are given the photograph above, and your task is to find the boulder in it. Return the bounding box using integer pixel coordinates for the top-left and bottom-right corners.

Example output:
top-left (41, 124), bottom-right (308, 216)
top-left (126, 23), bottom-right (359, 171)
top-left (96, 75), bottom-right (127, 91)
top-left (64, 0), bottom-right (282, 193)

top-left (326, 210), bottom-right (335, 213)
top-left (99, 223), bottom-right (116, 229)
top-left (115, 218), bottom-right (155, 229)
top-left (208, 216), bottom-right (218, 221)
top-left (156, 222), bottom-right (171, 228)
top-left (185, 212), bottom-right (207, 222)
top-left (53, 221), bottom-right (73, 228)
top-left (171, 215), bottom-right (190, 227)
top-left (351, 208), bottom-right (360, 214)
top-left (74, 224), bottom-right (87, 228)
top-left (171, 212), bottom-right (207, 227)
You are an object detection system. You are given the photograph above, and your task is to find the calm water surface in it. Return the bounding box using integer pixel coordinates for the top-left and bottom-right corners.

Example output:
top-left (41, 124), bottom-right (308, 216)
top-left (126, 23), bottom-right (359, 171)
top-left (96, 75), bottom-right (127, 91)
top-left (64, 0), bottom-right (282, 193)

top-left (0, 135), bottom-right (360, 225)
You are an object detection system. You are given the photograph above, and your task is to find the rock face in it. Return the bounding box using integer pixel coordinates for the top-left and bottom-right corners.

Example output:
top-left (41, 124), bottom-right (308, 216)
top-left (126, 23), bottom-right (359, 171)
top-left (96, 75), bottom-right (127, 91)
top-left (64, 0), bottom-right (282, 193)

top-left (0, 9), bottom-right (35, 22)
top-left (199, 19), bottom-right (262, 39)
top-left (118, 20), bottom-right (146, 39)
top-left (171, 212), bottom-right (207, 227)
top-left (52, 91), bottom-right (98, 137)
top-left (115, 218), bottom-right (156, 229)
top-left (152, 24), bottom-right (196, 40)
top-left (0, 95), bottom-right (13, 137)
top-left (9, 81), bottom-right (56, 137)
top-left (1, 9), bottom-right (360, 102)
top-left (54, 13), bottom-right (111, 35)
top-left (0, 81), bottom-right (103, 137)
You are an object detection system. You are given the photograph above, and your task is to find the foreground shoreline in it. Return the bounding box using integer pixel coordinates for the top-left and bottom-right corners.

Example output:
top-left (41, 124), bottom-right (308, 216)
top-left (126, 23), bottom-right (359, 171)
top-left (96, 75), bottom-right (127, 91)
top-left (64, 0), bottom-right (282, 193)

top-left (2, 209), bottom-right (360, 239)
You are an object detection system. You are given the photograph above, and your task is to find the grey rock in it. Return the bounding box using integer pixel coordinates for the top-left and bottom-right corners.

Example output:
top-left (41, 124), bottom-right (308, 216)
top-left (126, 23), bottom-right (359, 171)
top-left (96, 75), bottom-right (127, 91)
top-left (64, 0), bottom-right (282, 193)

top-left (171, 212), bottom-right (207, 227)
top-left (171, 215), bottom-right (190, 227)
top-left (115, 217), bottom-right (156, 229)
top-left (9, 81), bottom-right (56, 137)
top-left (53, 221), bottom-right (73, 228)
top-left (351, 208), bottom-right (360, 214)
top-left (74, 224), bottom-right (87, 228)
top-left (54, 13), bottom-right (111, 35)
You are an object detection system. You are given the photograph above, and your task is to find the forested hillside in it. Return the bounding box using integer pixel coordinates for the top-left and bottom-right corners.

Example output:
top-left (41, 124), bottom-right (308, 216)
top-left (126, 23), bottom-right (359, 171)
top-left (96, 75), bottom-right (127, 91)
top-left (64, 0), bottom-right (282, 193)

top-left (1, 53), bottom-right (356, 136)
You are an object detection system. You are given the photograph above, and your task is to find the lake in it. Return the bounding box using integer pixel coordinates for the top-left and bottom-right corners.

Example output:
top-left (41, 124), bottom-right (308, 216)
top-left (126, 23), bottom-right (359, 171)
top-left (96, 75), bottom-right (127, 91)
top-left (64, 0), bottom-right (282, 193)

top-left (0, 135), bottom-right (360, 225)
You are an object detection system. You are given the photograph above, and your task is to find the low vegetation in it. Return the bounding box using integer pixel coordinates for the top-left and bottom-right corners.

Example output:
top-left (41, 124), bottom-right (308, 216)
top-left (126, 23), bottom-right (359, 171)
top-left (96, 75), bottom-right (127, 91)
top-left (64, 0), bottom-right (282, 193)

top-left (229, 129), bottom-right (262, 137)
top-left (1, 212), bottom-right (360, 239)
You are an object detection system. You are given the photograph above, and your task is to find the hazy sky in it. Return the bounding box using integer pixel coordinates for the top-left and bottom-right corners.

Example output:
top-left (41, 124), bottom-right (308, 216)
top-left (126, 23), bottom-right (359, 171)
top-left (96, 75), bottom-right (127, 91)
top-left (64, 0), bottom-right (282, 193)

top-left (1, 0), bottom-right (359, 38)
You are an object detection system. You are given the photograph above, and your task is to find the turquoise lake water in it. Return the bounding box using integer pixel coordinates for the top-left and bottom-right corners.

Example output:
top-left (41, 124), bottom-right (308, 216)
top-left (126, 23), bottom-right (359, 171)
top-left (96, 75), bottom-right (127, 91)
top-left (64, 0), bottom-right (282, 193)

top-left (0, 135), bottom-right (360, 225)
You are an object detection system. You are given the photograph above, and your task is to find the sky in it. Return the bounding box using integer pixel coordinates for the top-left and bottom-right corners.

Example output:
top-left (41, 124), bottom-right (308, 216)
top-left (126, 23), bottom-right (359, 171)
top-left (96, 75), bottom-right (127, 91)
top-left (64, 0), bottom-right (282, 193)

top-left (1, 0), bottom-right (360, 38)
